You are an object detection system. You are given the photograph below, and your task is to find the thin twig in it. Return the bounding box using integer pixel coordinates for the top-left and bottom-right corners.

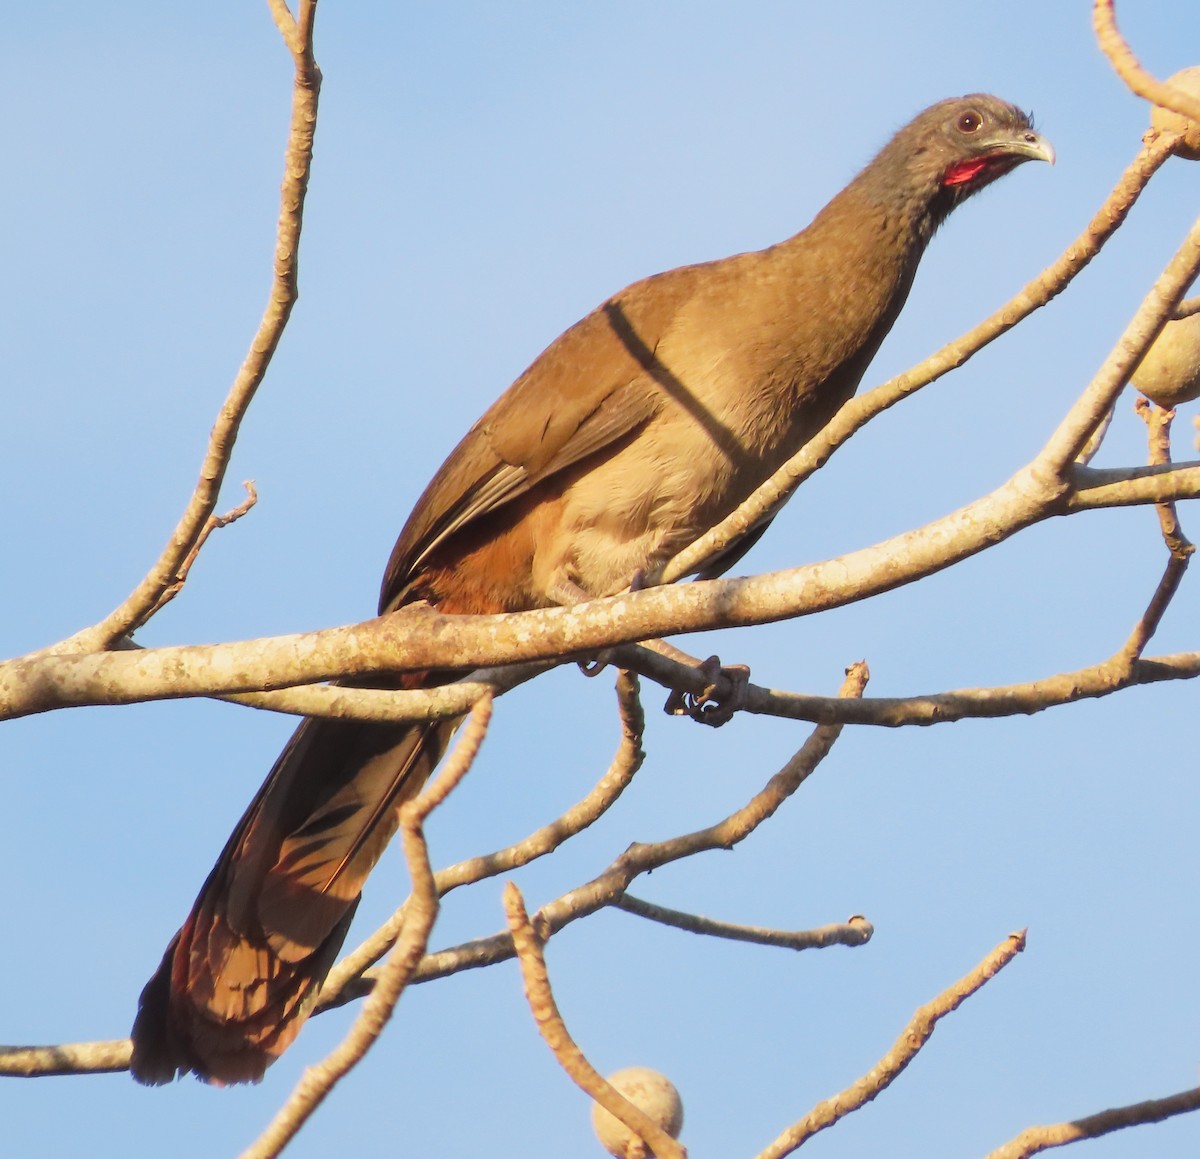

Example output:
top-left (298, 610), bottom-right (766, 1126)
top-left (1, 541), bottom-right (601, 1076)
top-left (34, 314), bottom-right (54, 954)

top-left (614, 896), bottom-right (873, 952)
top-left (51, 0), bottom-right (321, 653)
top-left (736, 648), bottom-right (1200, 727)
top-left (504, 882), bottom-right (686, 1159)
top-left (984, 1085), bottom-right (1200, 1158)
top-left (1067, 460), bottom-right (1200, 509)
top-left (1137, 399), bottom-right (1195, 559)
top-left (239, 692), bottom-right (492, 1159)
top-left (144, 481), bottom-right (258, 619)
top-left (1121, 401), bottom-right (1194, 661)
top-left (754, 932), bottom-right (1027, 1159)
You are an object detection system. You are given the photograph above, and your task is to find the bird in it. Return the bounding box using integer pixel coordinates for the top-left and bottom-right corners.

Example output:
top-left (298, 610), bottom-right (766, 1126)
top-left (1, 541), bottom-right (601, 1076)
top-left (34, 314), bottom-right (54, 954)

top-left (130, 93), bottom-right (1053, 1084)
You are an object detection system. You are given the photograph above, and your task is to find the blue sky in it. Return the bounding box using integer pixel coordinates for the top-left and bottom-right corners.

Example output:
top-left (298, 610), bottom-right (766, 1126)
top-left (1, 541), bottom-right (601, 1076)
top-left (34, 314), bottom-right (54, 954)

top-left (3, 4), bottom-right (1199, 1156)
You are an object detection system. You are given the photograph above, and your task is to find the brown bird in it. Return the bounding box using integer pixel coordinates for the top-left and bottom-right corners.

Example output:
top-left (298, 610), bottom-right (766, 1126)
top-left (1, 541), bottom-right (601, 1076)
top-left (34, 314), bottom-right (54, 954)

top-left (131, 94), bottom-right (1053, 1084)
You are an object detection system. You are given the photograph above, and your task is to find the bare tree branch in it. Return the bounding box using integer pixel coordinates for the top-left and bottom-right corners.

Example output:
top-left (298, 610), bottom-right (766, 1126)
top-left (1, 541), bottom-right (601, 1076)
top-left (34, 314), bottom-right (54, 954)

top-left (505, 882), bottom-right (687, 1159)
top-left (10, 441), bottom-right (1200, 723)
top-left (0, 675), bottom-right (642, 1079)
top-left (613, 896), bottom-right (873, 953)
top-left (6, 140), bottom-right (1197, 723)
top-left (1120, 402), bottom-right (1194, 662)
top-left (1037, 216), bottom-right (1200, 472)
top-left (1173, 294), bottom-right (1200, 320)
top-left (1137, 401), bottom-right (1194, 560)
top-left (1094, 0), bottom-right (1200, 124)
top-left (984, 1085), bottom-right (1200, 1158)
top-left (337, 664), bottom-right (869, 995)
top-left (265, 0), bottom-right (299, 50)
top-left (753, 932), bottom-right (1027, 1159)
top-left (733, 649), bottom-right (1200, 728)
top-left (220, 660), bottom-right (549, 723)
top-left (6, 12), bottom-right (1199, 1159)
top-left (143, 482), bottom-right (259, 620)
top-left (48, 0), bottom-right (321, 655)
top-left (0, 1040), bottom-right (132, 1079)
top-left (1067, 461), bottom-right (1200, 509)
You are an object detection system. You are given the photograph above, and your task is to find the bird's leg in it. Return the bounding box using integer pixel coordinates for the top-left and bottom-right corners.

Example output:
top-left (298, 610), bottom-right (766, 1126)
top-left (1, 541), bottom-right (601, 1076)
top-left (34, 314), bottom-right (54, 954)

top-left (564, 570), bottom-right (652, 678)
top-left (543, 575), bottom-right (620, 678)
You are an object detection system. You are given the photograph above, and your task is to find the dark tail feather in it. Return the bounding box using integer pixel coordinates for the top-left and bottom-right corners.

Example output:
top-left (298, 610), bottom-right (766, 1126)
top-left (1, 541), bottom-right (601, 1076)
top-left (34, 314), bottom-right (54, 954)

top-left (130, 710), bottom-right (458, 1085)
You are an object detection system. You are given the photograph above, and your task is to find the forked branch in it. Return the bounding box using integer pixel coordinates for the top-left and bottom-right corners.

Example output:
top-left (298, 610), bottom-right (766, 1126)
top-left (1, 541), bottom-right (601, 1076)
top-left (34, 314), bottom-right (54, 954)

top-left (51, 0), bottom-right (321, 654)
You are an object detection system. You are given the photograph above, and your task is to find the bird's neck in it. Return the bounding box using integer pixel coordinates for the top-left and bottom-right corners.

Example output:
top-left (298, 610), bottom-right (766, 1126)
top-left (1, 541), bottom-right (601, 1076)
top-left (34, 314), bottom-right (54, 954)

top-left (767, 176), bottom-right (936, 382)
top-left (807, 163), bottom-right (942, 265)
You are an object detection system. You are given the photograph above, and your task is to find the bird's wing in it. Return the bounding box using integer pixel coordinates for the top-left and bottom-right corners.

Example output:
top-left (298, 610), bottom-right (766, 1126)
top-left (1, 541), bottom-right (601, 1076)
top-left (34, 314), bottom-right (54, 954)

top-left (379, 264), bottom-right (707, 612)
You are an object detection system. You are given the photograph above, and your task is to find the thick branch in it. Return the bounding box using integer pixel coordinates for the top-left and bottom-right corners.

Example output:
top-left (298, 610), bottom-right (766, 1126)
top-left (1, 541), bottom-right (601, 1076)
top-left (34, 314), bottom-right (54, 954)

top-left (0, 479), bottom-right (1083, 717)
top-left (7, 426), bottom-right (1198, 724)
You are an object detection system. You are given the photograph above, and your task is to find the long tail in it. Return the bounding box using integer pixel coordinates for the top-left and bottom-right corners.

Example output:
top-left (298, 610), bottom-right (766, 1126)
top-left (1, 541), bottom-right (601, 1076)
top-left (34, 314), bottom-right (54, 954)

top-left (130, 708), bottom-right (457, 1084)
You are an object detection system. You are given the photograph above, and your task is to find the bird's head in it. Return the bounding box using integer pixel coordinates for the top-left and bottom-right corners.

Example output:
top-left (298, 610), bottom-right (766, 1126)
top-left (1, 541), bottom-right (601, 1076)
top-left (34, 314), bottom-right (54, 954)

top-left (898, 94), bottom-right (1055, 211)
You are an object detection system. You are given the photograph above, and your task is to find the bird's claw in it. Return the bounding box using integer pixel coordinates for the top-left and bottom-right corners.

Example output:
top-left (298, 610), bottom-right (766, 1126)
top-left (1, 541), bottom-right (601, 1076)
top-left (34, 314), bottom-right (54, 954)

top-left (664, 655), bottom-right (750, 727)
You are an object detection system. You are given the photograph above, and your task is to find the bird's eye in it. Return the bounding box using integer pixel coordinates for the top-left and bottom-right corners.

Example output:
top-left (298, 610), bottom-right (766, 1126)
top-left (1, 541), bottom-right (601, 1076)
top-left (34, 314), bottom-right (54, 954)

top-left (957, 111), bottom-right (983, 133)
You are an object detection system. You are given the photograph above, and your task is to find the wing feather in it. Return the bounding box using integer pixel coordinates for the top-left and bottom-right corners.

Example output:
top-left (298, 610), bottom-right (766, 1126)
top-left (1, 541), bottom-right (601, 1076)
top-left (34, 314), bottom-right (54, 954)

top-left (378, 263), bottom-right (708, 612)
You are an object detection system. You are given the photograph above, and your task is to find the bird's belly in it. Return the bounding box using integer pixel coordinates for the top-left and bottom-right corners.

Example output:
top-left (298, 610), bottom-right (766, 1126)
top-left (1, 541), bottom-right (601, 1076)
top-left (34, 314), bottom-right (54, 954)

top-left (534, 415), bottom-right (767, 599)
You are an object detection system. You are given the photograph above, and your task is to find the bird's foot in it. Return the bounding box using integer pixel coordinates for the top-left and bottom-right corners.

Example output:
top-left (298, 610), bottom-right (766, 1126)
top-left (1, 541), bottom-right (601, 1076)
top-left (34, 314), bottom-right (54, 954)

top-left (578, 653), bottom-right (611, 678)
top-left (664, 655), bottom-right (750, 728)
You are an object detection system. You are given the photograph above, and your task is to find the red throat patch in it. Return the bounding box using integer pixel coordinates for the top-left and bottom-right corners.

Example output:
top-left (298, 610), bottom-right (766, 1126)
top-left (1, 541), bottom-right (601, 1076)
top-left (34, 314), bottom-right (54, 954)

top-left (942, 156), bottom-right (992, 187)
